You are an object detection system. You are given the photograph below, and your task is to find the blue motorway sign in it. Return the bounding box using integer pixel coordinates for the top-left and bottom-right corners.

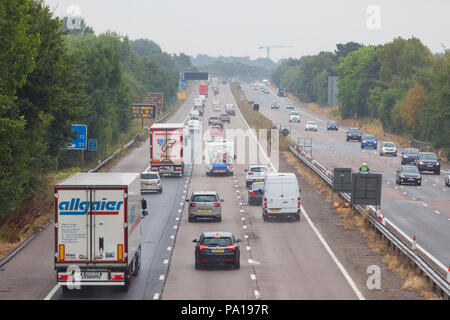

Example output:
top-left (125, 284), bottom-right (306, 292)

top-left (181, 79), bottom-right (187, 88)
top-left (67, 124), bottom-right (87, 150)
top-left (88, 139), bottom-right (97, 151)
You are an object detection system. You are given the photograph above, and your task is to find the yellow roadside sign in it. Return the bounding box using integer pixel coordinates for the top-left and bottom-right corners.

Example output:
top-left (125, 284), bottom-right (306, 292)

top-left (177, 92), bottom-right (186, 99)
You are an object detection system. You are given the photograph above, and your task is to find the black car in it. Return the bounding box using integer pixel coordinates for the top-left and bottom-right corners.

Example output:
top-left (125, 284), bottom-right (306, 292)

top-left (209, 120), bottom-right (224, 130)
top-left (327, 121), bottom-right (338, 131)
top-left (219, 113), bottom-right (231, 124)
top-left (346, 128), bottom-right (362, 141)
top-left (193, 232), bottom-right (241, 269)
top-left (396, 165), bottom-right (422, 186)
top-left (248, 181), bottom-right (264, 205)
top-left (401, 148), bottom-right (419, 164)
top-left (415, 152), bottom-right (440, 175)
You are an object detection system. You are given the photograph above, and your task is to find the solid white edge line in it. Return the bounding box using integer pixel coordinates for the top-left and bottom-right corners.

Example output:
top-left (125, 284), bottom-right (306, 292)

top-left (44, 284), bottom-right (60, 300)
top-left (233, 84), bottom-right (364, 300)
top-left (300, 206), bottom-right (365, 300)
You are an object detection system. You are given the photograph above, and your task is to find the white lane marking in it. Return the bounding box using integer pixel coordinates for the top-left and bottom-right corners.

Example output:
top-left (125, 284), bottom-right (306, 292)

top-left (179, 202), bottom-right (183, 206)
top-left (412, 197), bottom-right (417, 201)
top-left (241, 217), bottom-right (245, 221)
top-left (159, 275), bottom-right (165, 280)
top-left (434, 211), bottom-right (440, 215)
top-left (175, 217), bottom-right (180, 221)
top-left (300, 206), bottom-right (365, 300)
top-left (423, 203), bottom-right (428, 207)
top-left (153, 293), bottom-right (160, 300)
top-left (243, 225), bottom-right (247, 229)
top-left (178, 209), bottom-right (182, 213)
top-left (248, 259), bottom-right (253, 264)
top-left (239, 85), bottom-right (365, 299)
top-left (44, 284), bottom-right (61, 300)
top-left (251, 274), bottom-right (256, 280)
top-left (170, 235), bottom-right (175, 239)
top-left (254, 290), bottom-right (261, 299)
top-left (167, 246), bottom-right (172, 251)
top-left (173, 225), bottom-right (178, 229)
top-left (244, 234), bottom-right (248, 239)
top-left (163, 259), bottom-right (169, 264)
top-left (246, 246), bottom-right (251, 251)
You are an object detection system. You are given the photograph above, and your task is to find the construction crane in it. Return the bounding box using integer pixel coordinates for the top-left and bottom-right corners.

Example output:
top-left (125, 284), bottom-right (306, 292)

top-left (258, 45), bottom-right (293, 59)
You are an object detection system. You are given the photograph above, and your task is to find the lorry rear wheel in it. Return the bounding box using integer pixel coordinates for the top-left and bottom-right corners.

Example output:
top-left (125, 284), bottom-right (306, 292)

top-left (121, 278), bottom-right (129, 292)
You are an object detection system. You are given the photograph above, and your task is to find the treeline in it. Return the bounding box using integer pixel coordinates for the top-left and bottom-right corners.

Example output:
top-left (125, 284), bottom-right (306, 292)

top-left (0, 0), bottom-right (192, 219)
top-left (271, 39), bottom-right (450, 157)
top-left (192, 54), bottom-right (278, 71)
top-left (199, 61), bottom-right (270, 81)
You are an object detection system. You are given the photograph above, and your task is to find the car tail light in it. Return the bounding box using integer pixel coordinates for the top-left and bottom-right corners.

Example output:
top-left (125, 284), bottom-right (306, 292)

top-left (157, 180), bottom-right (161, 184)
top-left (213, 202), bottom-right (220, 207)
top-left (175, 167), bottom-right (181, 171)
top-left (226, 245), bottom-right (236, 250)
top-left (248, 172), bottom-right (254, 175)
top-left (111, 274), bottom-right (124, 280)
top-left (250, 191), bottom-right (255, 195)
top-left (199, 245), bottom-right (208, 250)
top-left (298, 197), bottom-right (301, 208)
top-left (58, 275), bottom-right (69, 280)
top-left (190, 202), bottom-right (196, 207)
top-left (152, 168), bottom-right (158, 172)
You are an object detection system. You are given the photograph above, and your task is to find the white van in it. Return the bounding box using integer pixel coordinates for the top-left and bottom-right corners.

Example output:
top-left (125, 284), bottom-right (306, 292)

top-left (262, 173), bottom-right (300, 221)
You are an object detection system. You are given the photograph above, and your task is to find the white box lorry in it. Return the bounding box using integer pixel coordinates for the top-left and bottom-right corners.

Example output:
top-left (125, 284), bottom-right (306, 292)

top-left (54, 172), bottom-right (148, 292)
top-left (204, 140), bottom-right (235, 176)
top-left (150, 123), bottom-right (184, 176)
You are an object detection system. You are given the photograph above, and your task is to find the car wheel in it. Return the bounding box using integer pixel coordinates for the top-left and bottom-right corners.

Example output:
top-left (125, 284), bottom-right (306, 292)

top-left (417, 182), bottom-right (421, 186)
top-left (217, 216), bottom-right (222, 222)
top-left (234, 258), bottom-right (240, 269)
top-left (188, 216), bottom-right (195, 222)
top-left (394, 153), bottom-right (397, 157)
top-left (263, 214), bottom-right (268, 221)
top-left (195, 258), bottom-right (200, 270)
top-left (435, 170), bottom-right (440, 175)
top-left (295, 215), bottom-right (300, 221)
top-left (159, 188), bottom-right (163, 193)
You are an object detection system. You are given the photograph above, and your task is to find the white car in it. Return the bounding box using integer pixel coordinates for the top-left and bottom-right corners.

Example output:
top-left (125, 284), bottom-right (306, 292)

top-left (380, 141), bottom-right (397, 156)
top-left (305, 121), bottom-right (318, 131)
top-left (141, 172), bottom-right (162, 193)
top-left (245, 165), bottom-right (270, 188)
top-left (213, 104), bottom-right (221, 112)
top-left (289, 111), bottom-right (300, 122)
top-left (285, 104), bottom-right (295, 110)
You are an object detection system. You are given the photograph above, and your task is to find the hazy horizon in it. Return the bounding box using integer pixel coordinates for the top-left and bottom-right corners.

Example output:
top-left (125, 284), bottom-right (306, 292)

top-left (44, 0), bottom-right (449, 62)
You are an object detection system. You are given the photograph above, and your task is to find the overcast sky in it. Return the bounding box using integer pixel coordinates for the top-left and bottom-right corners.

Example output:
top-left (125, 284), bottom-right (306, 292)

top-left (44, 0), bottom-right (449, 62)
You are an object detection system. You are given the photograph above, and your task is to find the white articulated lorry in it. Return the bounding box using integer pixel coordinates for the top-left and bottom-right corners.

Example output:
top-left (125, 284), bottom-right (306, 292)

top-left (204, 140), bottom-right (235, 176)
top-left (54, 172), bottom-right (148, 292)
top-left (150, 123), bottom-right (184, 176)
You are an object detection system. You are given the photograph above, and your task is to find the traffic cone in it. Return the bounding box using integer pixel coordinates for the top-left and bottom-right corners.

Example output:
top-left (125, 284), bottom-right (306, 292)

top-left (412, 235), bottom-right (417, 253)
top-left (381, 214), bottom-right (386, 226)
top-left (376, 206), bottom-right (382, 222)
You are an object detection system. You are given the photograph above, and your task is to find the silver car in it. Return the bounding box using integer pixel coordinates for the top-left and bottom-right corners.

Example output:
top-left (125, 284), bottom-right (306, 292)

top-left (305, 121), bottom-right (318, 131)
top-left (186, 191), bottom-right (223, 222)
top-left (445, 171), bottom-right (450, 187)
top-left (380, 141), bottom-right (397, 156)
top-left (245, 165), bottom-right (270, 188)
top-left (141, 172), bottom-right (162, 193)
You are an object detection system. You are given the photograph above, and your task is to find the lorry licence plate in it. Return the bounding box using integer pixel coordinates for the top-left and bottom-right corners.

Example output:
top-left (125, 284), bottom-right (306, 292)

top-left (270, 209), bottom-right (281, 213)
top-left (199, 209), bottom-right (211, 212)
top-left (81, 272), bottom-right (103, 280)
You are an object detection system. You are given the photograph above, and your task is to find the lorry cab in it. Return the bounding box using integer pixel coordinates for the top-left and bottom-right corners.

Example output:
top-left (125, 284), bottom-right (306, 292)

top-left (262, 173), bottom-right (300, 221)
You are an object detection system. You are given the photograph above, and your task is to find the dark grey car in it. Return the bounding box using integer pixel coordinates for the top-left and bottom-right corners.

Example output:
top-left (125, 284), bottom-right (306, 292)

top-left (248, 182), bottom-right (264, 205)
top-left (415, 152), bottom-right (440, 175)
top-left (396, 165), bottom-right (422, 186)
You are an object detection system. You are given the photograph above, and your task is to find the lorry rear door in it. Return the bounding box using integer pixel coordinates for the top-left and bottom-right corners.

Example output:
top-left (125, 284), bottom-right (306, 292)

top-left (56, 188), bottom-right (90, 263)
top-left (91, 188), bottom-right (127, 263)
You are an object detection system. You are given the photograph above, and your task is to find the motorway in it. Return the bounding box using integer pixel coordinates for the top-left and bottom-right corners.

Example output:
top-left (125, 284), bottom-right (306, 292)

top-left (0, 82), bottom-right (425, 300)
top-left (242, 84), bottom-right (450, 269)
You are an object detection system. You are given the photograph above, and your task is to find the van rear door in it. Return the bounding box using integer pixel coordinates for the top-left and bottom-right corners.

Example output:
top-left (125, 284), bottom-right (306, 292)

top-left (267, 181), bottom-right (298, 213)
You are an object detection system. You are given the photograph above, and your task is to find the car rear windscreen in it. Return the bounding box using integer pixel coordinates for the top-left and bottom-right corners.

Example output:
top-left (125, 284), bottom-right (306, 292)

top-left (250, 167), bottom-right (268, 172)
top-left (192, 195), bottom-right (218, 202)
top-left (420, 153), bottom-right (437, 160)
top-left (202, 237), bottom-right (232, 246)
top-left (141, 173), bottom-right (158, 179)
